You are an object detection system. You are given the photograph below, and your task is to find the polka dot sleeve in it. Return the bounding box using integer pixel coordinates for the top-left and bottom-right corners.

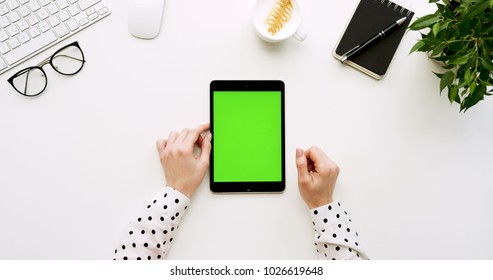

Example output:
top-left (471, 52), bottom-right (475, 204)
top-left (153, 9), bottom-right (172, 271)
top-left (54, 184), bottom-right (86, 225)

top-left (310, 201), bottom-right (368, 260)
top-left (113, 186), bottom-right (189, 260)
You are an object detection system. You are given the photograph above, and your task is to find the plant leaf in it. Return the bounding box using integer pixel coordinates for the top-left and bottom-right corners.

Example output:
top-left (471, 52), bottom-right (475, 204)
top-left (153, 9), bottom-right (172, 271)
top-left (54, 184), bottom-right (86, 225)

top-left (481, 59), bottom-right (493, 71)
top-left (461, 85), bottom-right (486, 112)
top-left (431, 44), bottom-right (447, 56)
top-left (448, 85), bottom-right (459, 104)
top-left (440, 71), bottom-right (454, 94)
top-left (409, 14), bottom-right (439, 30)
top-left (433, 55), bottom-right (453, 62)
top-left (465, 1), bottom-right (490, 19)
top-left (432, 22), bottom-right (440, 36)
top-left (449, 53), bottom-right (472, 65)
top-left (470, 82), bottom-right (476, 95)
top-left (464, 68), bottom-right (473, 85)
top-left (409, 40), bottom-right (426, 54)
top-left (433, 72), bottom-right (443, 79)
top-left (438, 21), bottom-right (449, 33)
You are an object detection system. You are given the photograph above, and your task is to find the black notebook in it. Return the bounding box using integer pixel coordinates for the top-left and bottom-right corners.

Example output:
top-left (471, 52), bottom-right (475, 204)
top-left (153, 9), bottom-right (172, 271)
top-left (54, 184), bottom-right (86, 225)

top-left (333, 0), bottom-right (414, 79)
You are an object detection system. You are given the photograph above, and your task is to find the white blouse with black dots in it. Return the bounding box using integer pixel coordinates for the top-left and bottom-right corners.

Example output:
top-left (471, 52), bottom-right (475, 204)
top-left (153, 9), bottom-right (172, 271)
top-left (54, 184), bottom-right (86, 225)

top-left (310, 201), bottom-right (366, 260)
top-left (114, 186), bottom-right (366, 260)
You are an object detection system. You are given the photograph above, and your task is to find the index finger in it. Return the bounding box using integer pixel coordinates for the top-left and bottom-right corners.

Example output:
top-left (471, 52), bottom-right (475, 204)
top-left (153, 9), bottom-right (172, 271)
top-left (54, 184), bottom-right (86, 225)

top-left (184, 123), bottom-right (210, 144)
top-left (305, 146), bottom-right (333, 167)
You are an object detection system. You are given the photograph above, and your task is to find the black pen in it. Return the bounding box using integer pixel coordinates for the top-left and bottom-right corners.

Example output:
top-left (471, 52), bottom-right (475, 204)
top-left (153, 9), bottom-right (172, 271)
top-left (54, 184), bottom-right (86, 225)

top-left (340, 17), bottom-right (407, 64)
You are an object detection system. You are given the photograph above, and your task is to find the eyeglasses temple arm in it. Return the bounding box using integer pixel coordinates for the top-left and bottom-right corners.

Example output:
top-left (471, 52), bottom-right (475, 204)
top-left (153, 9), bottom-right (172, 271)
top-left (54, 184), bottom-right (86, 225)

top-left (52, 54), bottom-right (85, 63)
top-left (24, 70), bottom-right (31, 94)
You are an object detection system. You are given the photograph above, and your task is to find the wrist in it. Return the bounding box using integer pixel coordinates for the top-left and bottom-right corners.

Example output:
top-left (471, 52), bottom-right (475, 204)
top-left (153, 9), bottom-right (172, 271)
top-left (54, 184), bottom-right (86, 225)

top-left (164, 185), bottom-right (193, 202)
top-left (307, 197), bottom-right (333, 209)
top-left (166, 183), bottom-right (194, 199)
top-left (179, 188), bottom-right (193, 199)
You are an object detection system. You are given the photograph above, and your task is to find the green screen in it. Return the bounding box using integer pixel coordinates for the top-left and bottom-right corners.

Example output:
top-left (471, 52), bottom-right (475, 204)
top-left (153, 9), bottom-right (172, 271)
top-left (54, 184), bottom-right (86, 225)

top-left (213, 91), bottom-right (282, 182)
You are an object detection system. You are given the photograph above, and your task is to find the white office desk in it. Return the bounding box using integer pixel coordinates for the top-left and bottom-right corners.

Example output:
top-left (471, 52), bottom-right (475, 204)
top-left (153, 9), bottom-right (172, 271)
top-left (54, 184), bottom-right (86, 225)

top-left (1, 0), bottom-right (492, 260)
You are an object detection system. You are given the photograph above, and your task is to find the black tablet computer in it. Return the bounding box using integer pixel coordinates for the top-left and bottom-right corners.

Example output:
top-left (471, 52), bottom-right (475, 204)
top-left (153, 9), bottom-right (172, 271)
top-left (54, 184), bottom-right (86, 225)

top-left (210, 80), bottom-right (285, 193)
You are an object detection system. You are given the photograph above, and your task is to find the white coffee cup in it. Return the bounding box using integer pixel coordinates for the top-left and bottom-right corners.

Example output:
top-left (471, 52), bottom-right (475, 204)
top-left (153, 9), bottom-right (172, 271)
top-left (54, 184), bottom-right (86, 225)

top-left (252, 0), bottom-right (307, 43)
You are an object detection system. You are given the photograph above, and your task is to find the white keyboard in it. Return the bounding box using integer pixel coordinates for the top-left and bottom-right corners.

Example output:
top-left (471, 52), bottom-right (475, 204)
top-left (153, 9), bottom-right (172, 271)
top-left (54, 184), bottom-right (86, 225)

top-left (0, 0), bottom-right (110, 75)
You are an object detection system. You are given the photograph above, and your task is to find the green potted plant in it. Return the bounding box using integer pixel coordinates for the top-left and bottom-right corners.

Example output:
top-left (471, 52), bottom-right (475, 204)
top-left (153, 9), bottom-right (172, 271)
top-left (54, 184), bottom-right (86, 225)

top-left (409, 0), bottom-right (493, 112)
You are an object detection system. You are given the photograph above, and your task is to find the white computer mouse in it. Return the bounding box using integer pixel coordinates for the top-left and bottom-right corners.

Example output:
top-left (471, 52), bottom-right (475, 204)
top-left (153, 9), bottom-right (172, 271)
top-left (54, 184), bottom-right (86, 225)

top-left (128, 0), bottom-right (165, 39)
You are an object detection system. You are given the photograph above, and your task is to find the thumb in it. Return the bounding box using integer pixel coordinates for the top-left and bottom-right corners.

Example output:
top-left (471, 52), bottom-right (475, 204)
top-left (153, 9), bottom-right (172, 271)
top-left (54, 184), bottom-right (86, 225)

top-left (198, 133), bottom-right (212, 164)
top-left (295, 148), bottom-right (310, 185)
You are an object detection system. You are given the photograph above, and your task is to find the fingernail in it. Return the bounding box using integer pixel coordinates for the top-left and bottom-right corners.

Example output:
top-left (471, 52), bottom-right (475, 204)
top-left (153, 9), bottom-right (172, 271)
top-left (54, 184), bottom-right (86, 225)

top-left (296, 148), bottom-right (303, 158)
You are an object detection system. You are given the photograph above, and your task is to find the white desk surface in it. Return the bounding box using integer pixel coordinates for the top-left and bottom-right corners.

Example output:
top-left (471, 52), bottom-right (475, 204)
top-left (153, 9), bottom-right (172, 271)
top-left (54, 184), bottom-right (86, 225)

top-left (1, 0), bottom-right (492, 260)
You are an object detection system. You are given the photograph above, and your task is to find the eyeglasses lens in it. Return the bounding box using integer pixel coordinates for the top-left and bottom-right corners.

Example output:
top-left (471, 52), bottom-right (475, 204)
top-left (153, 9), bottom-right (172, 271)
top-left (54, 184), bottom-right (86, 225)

top-left (11, 68), bottom-right (47, 96)
top-left (51, 45), bottom-right (84, 75)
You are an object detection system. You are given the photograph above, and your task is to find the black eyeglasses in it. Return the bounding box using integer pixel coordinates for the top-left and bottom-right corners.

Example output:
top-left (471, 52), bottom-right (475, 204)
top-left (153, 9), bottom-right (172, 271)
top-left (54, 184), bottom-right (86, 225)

top-left (7, 41), bottom-right (85, 97)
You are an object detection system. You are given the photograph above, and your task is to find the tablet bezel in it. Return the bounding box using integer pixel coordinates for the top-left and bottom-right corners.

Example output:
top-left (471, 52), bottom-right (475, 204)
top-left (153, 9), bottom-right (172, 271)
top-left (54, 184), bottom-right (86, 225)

top-left (210, 80), bottom-right (285, 193)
